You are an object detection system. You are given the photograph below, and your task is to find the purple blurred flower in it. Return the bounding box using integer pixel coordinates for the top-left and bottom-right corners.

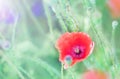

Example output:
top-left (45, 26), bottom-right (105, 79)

top-left (31, 1), bottom-right (45, 17)
top-left (0, 7), bottom-right (16, 24)
top-left (5, 11), bottom-right (15, 24)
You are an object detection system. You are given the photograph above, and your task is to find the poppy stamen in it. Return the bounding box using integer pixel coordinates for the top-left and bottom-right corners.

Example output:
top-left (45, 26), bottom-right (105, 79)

top-left (74, 47), bottom-right (82, 55)
top-left (74, 46), bottom-right (84, 55)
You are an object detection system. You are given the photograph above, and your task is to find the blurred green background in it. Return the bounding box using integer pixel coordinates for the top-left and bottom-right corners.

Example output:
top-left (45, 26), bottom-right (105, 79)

top-left (0, 0), bottom-right (120, 79)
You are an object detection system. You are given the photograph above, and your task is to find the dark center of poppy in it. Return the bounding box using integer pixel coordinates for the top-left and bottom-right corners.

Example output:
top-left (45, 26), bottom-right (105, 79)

top-left (74, 47), bottom-right (82, 55)
top-left (72, 46), bottom-right (84, 58)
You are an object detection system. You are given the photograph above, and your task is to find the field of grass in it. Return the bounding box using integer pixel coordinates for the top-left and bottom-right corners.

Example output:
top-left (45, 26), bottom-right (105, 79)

top-left (0, 0), bottom-right (120, 79)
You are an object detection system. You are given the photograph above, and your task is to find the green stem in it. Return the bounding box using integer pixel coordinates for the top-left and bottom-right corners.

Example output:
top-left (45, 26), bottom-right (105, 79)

top-left (43, 1), bottom-right (53, 36)
top-left (61, 63), bottom-right (64, 79)
top-left (68, 68), bottom-right (75, 79)
top-left (11, 15), bottom-right (19, 48)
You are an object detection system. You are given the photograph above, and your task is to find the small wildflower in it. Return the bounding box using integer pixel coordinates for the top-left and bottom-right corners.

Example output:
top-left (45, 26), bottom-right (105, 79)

top-left (0, 40), bottom-right (11, 50)
top-left (55, 32), bottom-right (94, 68)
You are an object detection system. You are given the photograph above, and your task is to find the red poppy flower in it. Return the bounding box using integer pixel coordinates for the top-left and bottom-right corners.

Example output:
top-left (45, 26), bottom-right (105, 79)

top-left (82, 70), bottom-right (109, 79)
top-left (107, 0), bottom-right (120, 18)
top-left (55, 32), bottom-right (94, 68)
